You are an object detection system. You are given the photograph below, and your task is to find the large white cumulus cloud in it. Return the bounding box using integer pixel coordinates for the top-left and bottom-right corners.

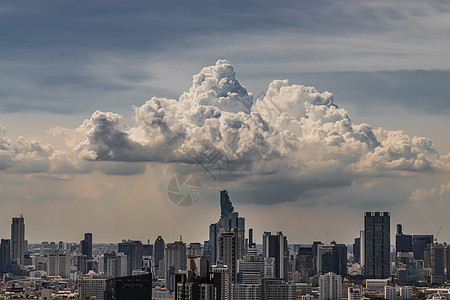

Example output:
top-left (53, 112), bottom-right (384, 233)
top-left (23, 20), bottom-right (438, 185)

top-left (70, 60), bottom-right (445, 174)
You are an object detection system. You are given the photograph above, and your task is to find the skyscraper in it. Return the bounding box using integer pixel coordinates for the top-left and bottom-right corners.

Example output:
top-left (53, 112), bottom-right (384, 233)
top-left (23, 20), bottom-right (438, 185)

top-left (118, 240), bottom-right (143, 276)
top-left (165, 240), bottom-right (187, 291)
top-left (0, 239), bottom-right (11, 274)
top-left (353, 238), bottom-right (360, 265)
top-left (396, 224), bottom-right (413, 253)
top-left (263, 231), bottom-right (289, 280)
top-left (412, 235), bottom-right (434, 260)
top-left (364, 212), bottom-right (390, 279)
top-left (431, 243), bottom-right (444, 284)
top-left (81, 233), bottom-right (93, 259)
top-left (209, 190), bottom-right (245, 265)
top-left (218, 228), bottom-right (238, 283)
top-left (11, 215), bottom-right (25, 266)
top-left (154, 236), bottom-right (165, 274)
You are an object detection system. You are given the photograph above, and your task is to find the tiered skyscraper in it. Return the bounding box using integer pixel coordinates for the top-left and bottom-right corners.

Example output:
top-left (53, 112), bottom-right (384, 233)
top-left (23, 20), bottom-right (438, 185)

top-left (11, 215), bottom-right (25, 266)
top-left (209, 190), bottom-right (245, 265)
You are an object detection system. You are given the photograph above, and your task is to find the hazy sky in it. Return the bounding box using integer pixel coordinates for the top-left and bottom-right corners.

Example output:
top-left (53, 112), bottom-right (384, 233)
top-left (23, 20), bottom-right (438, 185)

top-left (1, 0), bottom-right (450, 245)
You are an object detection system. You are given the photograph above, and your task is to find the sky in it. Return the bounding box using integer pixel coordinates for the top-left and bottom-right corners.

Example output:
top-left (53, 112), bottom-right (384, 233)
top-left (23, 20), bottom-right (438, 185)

top-left (1, 0), bottom-right (450, 245)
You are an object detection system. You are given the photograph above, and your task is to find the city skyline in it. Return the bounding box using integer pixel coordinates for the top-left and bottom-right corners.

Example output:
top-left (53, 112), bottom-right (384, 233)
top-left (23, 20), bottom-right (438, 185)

top-left (1, 1), bottom-right (450, 245)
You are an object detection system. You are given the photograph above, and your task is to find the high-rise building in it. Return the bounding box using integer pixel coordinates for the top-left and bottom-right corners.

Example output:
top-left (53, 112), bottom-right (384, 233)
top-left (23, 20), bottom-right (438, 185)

top-left (294, 246), bottom-right (315, 283)
top-left (118, 240), bottom-right (143, 276)
top-left (353, 238), bottom-right (360, 265)
top-left (154, 236), bottom-right (165, 274)
top-left (106, 273), bottom-right (152, 299)
top-left (249, 228), bottom-right (255, 248)
top-left (218, 229), bottom-right (238, 283)
top-left (396, 224), bottom-right (413, 253)
top-left (238, 247), bottom-right (266, 284)
top-left (11, 215), bottom-right (25, 266)
top-left (79, 276), bottom-right (109, 300)
top-left (319, 272), bottom-right (342, 300)
top-left (412, 235), bottom-right (434, 260)
top-left (263, 231), bottom-right (289, 280)
top-left (187, 242), bottom-right (203, 257)
top-left (165, 240), bottom-right (187, 291)
top-left (47, 251), bottom-right (71, 278)
top-left (80, 233), bottom-right (93, 259)
top-left (232, 283), bottom-right (262, 300)
top-left (262, 278), bottom-right (296, 300)
top-left (431, 243), bottom-right (445, 284)
top-left (0, 239), bottom-right (11, 274)
top-left (209, 190), bottom-right (245, 264)
top-left (364, 212), bottom-right (390, 279)
top-left (212, 264), bottom-right (231, 300)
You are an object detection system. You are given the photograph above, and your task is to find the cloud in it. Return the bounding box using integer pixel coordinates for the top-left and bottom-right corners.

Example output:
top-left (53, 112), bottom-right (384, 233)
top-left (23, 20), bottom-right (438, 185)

top-left (410, 182), bottom-right (450, 204)
top-left (56, 60), bottom-right (449, 204)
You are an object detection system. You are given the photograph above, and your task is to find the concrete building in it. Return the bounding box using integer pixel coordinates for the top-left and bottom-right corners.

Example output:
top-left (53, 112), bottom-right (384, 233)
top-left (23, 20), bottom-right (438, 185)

top-left (348, 286), bottom-right (362, 300)
top-left (263, 231), bottom-right (289, 280)
top-left (165, 240), bottom-right (187, 291)
top-left (431, 243), bottom-right (445, 284)
top-left (232, 283), bottom-right (261, 300)
top-left (47, 251), bottom-right (70, 278)
top-left (384, 286), bottom-right (395, 300)
top-left (319, 272), bottom-right (342, 300)
top-left (79, 276), bottom-right (109, 300)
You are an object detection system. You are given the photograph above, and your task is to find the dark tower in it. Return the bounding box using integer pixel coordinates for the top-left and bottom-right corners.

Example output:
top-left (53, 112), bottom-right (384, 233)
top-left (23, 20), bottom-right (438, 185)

top-left (364, 212), bottom-right (390, 279)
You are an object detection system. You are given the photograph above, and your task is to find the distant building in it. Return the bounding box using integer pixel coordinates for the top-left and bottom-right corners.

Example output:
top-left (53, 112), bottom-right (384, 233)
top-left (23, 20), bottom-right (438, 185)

top-left (232, 283), bottom-right (261, 300)
top-left (218, 229), bottom-right (238, 283)
top-left (187, 242), bottom-right (203, 257)
top-left (209, 190), bottom-right (245, 265)
top-left (262, 278), bottom-right (296, 300)
top-left (0, 239), bottom-right (11, 274)
top-left (79, 276), bottom-right (109, 300)
top-left (106, 273), bottom-right (152, 299)
top-left (11, 215), bottom-right (25, 266)
top-left (319, 272), bottom-right (342, 300)
top-left (413, 235), bottom-right (434, 260)
top-left (118, 240), bottom-right (143, 276)
top-left (154, 236), bottom-right (165, 275)
top-left (431, 243), bottom-right (445, 284)
top-left (384, 285), bottom-right (395, 300)
top-left (47, 251), bottom-right (71, 278)
top-left (81, 233), bottom-right (93, 259)
top-left (348, 286), bottom-right (362, 300)
top-left (263, 231), bottom-right (289, 280)
top-left (165, 240), bottom-right (187, 291)
top-left (353, 238), bottom-right (360, 265)
top-left (294, 246), bottom-right (315, 282)
top-left (364, 212), bottom-right (390, 279)
top-left (396, 224), bottom-right (413, 253)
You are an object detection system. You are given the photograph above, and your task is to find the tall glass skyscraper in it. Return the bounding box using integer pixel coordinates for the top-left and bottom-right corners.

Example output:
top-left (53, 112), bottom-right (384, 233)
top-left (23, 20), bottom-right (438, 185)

top-left (11, 215), bottom-right (25, 266)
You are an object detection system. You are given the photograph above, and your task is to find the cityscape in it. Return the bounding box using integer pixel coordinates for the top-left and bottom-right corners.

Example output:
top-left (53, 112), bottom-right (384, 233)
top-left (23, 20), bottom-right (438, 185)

top-left (2, 0), bottom-right (450, 300)
top-left (0, 190), bottom-right (449, 299)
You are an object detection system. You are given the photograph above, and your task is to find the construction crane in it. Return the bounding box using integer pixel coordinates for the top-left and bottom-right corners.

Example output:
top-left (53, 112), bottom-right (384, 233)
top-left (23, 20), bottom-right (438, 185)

top-left (435, 224), bottom-right (443, 243)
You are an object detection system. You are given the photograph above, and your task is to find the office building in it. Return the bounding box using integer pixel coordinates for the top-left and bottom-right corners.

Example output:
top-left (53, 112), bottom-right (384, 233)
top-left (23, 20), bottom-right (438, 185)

top-left (187, 242), bottom-right (203, 257)
top-left (384, 286), bottom-right (395, 300)
top-left (209, 190), bottom-right (245, 264)
top-left (154, 236), bottom-right (165, 274)
top-left (165, 240), bottom-right (187, 291)
top-left (79, 276), bottom-right (109, 300)
top-left (106, 273), bottom-right (152, 299)
top-left (431, 243), bottom-right (445, 284)
top-left (364, 212), bottom-right (390, 278)
top-left (294, 246), bottom-right (315, 283)
top-left (263, 231), bottom-right (289, 280)
top-left (211, 264), bottom-right (231, 300)
top-left (118, 240), bottom-right (143, 276)
top-left (262, 278), bottom-right (296, 300)
top-left (47, 251), bottom-right (71, 278)
top-left (232, 283), bottom-right (261, 300)
top-left (353, 238), bottom-right (360, 265)
top-left (0, 239), bottom-right (11, 274)
top-left (238, 247), bottom-right (265, 284)
top-left (396, 224), bottom-right (413, 253)
top-left (218, 229), bottom-right (238, 283)
top-left (319, 272), bottom-right (342, 300)
top-left (413, 235), bottom-right (434, 260)
top-left (11, 215), bottom-right (25, 266)
top-left (81, 233), bottom-right (93, 259)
